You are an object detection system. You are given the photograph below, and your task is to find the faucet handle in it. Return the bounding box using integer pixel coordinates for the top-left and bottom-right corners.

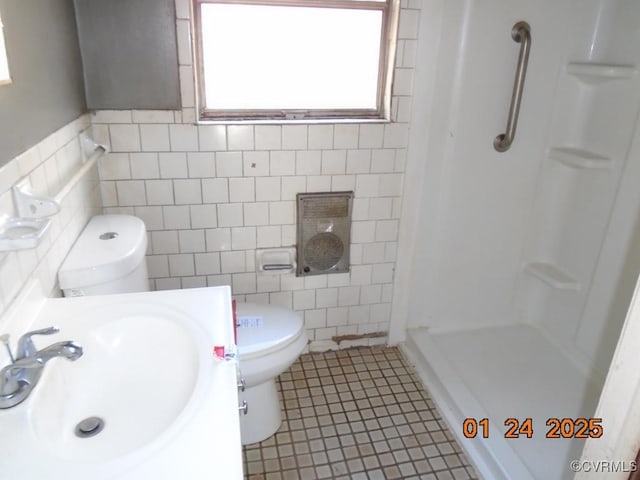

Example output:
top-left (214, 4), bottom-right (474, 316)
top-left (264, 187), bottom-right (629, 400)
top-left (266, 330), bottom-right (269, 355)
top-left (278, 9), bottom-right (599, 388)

top-left (16, 326), bottom-right (60, 360)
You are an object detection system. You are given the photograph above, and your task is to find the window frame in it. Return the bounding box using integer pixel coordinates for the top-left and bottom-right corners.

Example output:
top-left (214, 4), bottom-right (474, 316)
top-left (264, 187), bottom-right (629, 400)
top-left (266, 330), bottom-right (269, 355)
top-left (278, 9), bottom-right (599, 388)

top-left (192, 0), bottom-right (399, 122)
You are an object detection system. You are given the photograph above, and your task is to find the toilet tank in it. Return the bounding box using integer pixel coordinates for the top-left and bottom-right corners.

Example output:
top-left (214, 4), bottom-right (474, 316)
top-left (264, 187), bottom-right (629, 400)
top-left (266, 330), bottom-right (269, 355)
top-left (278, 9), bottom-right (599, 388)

top-left (58, 215), bottom-right (150, 296)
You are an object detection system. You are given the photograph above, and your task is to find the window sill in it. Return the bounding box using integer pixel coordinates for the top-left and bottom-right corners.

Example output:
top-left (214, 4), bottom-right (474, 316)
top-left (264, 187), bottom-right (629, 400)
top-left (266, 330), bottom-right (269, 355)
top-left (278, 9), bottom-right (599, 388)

top-left (195, 116), bottom-right (391, 126)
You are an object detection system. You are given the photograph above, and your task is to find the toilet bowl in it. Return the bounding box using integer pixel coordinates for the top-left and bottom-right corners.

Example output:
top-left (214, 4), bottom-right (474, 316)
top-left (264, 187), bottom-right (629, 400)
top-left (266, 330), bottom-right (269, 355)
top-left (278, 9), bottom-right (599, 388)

top-left (236, 302), bottom-right (307, 445)
top-left (58, 214), bottom-right (308, 445)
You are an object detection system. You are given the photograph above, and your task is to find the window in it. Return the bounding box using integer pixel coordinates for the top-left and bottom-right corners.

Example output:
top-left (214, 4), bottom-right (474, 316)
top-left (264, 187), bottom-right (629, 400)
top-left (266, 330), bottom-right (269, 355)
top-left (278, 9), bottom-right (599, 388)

top-left (193, 0), bottom-right (398, 122)
top-left (0, 12), bottom-right (10, 85)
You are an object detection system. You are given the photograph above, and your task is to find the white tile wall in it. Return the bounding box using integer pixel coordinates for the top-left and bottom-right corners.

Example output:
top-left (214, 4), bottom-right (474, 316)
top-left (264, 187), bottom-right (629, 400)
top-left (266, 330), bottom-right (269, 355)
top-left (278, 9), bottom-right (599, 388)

top-left (140, 124), bottom-right (171, 151)
top-left (98, 115), bottom-right (408, 349)
top-left (198, 125), bottom-right (226, 151)
top-left (92, 0), bottom-right (421, 349)
top-left (0, 114), bottom-right (102, 317)
top-left (130, 153), bottom-right (159, 179)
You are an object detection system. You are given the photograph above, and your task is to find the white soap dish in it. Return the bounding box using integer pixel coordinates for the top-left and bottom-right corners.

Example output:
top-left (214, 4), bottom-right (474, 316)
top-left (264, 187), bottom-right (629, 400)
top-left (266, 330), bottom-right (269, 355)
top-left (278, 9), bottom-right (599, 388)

top-left (0, 217), bottom-right (51, 252)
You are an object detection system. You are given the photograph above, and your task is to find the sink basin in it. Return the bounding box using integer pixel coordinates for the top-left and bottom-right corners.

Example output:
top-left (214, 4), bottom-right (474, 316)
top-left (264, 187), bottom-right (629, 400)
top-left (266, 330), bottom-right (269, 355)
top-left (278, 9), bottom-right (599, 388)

top-left (0, 283), bottom-right (243, 480)
top-left (29, 304), bottom-right (201, 462)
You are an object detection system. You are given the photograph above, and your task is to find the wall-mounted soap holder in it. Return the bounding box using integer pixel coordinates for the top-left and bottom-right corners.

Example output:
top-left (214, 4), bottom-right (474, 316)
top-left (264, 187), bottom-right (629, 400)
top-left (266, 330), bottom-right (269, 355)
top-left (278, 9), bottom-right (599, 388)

top-left (0, 133), bottom-right (106, 255)
top-left (0, 217), bottom-right (51, 252)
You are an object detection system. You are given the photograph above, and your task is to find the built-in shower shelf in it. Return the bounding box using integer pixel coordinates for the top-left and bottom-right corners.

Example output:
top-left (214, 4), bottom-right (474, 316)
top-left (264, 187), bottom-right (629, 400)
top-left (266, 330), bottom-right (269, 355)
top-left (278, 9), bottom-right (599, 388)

top-left (566, 62), bottom-right (637, 83)
top-left (548, 147), bottom-right (612, 169)
top-left (524, 262), bottom-right (580, 291)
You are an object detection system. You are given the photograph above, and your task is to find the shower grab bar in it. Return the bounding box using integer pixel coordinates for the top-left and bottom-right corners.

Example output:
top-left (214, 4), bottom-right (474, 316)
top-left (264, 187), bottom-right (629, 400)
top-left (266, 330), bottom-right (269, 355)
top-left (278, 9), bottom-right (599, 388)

top-left (494, 21), bottom-right (531, 152)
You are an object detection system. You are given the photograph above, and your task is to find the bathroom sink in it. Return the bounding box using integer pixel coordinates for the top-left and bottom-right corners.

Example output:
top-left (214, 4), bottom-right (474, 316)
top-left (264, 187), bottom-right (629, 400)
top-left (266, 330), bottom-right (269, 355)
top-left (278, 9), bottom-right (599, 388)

top-left (29, 305), bottom-right (201, 462)
top-left (0, 283), bottom-right (242, 479)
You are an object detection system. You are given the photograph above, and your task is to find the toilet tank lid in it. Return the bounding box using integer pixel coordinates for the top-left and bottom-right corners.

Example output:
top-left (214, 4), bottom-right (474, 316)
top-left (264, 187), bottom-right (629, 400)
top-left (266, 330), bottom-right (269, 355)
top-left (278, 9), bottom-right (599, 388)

top-left (236, 303), bottom-right (304, 358)
top-left (58, 215), bottom-right (147, 290)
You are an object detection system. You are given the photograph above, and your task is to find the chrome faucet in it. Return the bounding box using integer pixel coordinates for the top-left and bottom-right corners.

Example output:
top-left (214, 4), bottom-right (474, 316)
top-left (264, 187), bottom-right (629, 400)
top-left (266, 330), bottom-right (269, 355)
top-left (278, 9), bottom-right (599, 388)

top-left (0, 327), bottom-right (83, 409)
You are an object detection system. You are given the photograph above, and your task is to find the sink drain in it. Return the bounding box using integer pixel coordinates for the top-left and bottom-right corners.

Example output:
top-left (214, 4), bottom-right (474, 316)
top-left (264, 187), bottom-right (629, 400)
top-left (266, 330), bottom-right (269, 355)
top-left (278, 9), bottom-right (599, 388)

top-left (74, 416), bottom-right (105, 438)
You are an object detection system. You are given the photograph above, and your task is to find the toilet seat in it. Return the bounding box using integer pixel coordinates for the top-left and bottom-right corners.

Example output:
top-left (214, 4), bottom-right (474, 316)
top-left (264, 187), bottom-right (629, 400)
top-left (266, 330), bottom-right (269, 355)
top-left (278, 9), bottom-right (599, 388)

top-left (236, 303), bottom-right (304, 360)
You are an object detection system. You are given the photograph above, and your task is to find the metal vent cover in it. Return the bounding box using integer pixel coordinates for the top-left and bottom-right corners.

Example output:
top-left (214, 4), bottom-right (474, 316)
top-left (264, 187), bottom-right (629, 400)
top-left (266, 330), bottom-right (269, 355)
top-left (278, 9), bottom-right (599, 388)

top-left (296, 191), bottom-right (353, 276)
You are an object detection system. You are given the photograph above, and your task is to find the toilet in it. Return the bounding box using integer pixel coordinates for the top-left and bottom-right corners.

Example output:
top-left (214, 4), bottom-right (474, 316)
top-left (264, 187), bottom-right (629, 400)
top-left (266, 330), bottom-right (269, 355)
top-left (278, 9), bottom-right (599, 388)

top-left (235, 302), bottom-right (307, 445)
top-left (58, 214), bottom-right (308, 445)
top-left (58, 214), bottom-right (150, 296)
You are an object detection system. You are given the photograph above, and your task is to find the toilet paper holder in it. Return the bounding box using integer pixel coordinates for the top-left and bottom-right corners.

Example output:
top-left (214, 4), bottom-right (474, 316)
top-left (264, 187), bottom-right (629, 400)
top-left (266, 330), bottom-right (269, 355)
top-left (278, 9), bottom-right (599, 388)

top-left (262, 263), bottom-right (294, 271)
top-left (256, 247), bottom-right (296, 275)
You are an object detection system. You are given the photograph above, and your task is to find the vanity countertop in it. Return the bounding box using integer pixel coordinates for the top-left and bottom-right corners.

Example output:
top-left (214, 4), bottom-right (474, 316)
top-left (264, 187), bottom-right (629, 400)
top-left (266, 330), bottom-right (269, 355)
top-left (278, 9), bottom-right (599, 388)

top-left (0, 282), bottom-right (243, 479)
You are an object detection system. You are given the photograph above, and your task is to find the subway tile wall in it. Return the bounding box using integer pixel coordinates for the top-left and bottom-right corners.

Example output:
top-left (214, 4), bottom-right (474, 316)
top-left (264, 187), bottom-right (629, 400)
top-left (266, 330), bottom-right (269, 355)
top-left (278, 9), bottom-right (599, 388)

top-left (92, 0), bottom-right (421, 349)
top-left (0, 114), bottom-right (103, 317)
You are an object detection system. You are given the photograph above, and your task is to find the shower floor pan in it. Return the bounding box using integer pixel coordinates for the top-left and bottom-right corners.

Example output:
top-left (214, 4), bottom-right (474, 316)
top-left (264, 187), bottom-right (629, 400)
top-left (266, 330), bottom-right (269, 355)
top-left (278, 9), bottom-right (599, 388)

top-left (401, 324), bottom-right (604, 480)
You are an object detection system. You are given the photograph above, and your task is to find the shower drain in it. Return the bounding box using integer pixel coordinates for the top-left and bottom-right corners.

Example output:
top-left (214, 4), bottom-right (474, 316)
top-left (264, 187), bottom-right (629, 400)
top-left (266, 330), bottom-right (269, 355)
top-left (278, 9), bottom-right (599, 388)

top-left (74, 416), bottom-right (105, 438)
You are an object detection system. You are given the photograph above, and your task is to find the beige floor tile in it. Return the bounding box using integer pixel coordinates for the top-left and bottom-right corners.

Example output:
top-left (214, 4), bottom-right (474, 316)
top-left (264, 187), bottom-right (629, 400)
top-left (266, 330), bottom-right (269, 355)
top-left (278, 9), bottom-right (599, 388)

top-left (243, 347), bottom-right (478, 480)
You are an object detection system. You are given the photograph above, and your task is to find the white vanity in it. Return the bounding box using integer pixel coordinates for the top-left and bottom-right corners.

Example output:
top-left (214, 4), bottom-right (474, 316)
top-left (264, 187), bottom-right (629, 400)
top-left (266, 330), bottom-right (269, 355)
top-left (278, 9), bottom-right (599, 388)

top-left (0, 282), bottom-right (243, 479)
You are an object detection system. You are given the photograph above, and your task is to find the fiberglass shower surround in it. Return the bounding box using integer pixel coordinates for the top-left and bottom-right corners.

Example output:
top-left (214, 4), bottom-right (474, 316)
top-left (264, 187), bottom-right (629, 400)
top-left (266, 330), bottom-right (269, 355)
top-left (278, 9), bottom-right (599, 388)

top-left (395, 0), bottom-right (640, 479)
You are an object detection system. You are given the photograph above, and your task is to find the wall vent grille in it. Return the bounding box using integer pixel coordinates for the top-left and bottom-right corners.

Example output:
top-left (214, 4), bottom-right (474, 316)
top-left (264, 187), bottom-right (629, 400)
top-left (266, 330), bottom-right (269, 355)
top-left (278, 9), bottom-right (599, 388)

top-left (296, 191), bottom-right (353, 276)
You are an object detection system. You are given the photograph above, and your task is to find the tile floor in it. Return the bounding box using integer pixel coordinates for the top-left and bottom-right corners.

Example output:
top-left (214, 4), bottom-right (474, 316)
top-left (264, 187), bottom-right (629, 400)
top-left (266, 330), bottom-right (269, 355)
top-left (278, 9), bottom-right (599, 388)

top-left (243, 347), bottom-right (479, 480)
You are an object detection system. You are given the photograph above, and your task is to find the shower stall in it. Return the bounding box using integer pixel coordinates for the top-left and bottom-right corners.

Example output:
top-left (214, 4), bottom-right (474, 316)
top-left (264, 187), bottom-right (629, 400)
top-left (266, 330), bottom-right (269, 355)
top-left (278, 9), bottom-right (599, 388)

top-left (392, 0), bottom-right (640, 478)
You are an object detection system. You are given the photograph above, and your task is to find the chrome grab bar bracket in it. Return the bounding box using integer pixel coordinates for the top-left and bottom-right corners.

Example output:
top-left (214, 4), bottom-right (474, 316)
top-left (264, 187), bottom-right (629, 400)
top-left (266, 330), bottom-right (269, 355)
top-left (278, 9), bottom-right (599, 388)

top-left (494, 21), bottom-right (531, 153)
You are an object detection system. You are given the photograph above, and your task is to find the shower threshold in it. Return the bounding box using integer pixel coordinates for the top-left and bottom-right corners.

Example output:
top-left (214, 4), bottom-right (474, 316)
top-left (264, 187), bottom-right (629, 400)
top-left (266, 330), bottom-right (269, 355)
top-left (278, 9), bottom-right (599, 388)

top-left (401, 324), bottom-right (604, 480)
